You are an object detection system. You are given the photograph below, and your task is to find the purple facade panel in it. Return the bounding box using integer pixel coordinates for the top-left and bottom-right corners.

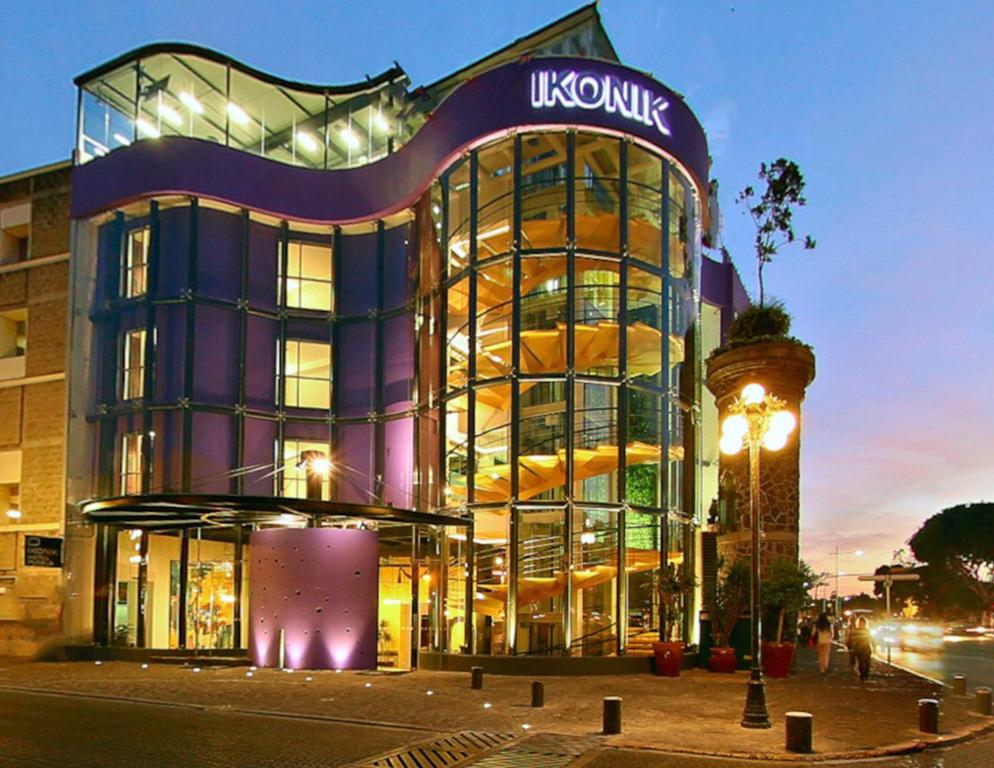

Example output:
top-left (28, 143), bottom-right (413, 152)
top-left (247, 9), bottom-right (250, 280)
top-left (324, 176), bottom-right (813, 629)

top-left (189, 412), bottom-right (236, 494)
top-left (700, 254), bottom-right (751, 344)
top-left (193, 305), bottom-right (240, 404)
top-left (244, 315), bottom-right (277, 410)
top-left (285, 318), bottom-right (329, 343)
top-left (248, 528), bottom-right (378, 670)
top-left (242, 417), bottom-right (277, 496)
top-left (154, 304), bottom-right (186, 403)
top-left (382, 313), bottom-right (414, 414)
top-left (283, 421), bottom-right (328, 442)
top-left (157, 206), bottom-right (190, 298)
top-left (337, 231), bottom-right (378, 317)
top-left (197, 207), bottom-right (242, 302)
top-left (382, 224), bottom-right (414, 311)
top-left (151, 410), bottom-right (184, 493)
top-left (337, 423), bottom-right (374, 504)
top-left (95, 218), bottom-right (120, 307)
top-left (383, 417), bottom-right (413, 509)
top-left (247, 220), bottom-right (279, 311)
top-left (337, 322), bottom-right (374, 418)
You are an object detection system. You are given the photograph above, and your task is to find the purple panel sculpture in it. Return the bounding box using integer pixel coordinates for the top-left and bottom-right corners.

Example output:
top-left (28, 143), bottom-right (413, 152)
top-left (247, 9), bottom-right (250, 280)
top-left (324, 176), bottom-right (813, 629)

top-left (248, 528), bottom-right (379, 670)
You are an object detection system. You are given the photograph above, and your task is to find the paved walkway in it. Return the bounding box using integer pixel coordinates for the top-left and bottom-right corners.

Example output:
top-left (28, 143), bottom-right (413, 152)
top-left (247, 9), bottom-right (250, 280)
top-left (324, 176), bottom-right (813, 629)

top-left (0, 646), bottom-right (987, 764)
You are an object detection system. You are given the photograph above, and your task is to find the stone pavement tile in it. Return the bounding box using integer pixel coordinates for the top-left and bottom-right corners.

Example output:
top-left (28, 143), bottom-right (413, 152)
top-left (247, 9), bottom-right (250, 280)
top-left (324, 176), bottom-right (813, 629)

top-left (0, 646), bottom-right (980, 760)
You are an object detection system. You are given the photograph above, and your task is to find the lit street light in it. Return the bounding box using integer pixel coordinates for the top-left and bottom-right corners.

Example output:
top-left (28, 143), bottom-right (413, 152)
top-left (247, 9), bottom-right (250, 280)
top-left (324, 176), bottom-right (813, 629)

top-left (720, 382), bottom-right (796, 729)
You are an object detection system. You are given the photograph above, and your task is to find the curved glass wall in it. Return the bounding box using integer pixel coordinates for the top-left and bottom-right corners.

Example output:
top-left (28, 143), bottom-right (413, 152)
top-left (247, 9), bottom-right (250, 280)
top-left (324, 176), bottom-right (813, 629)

top-left (435, 130), bottom-right (700, 656)
top-left (76, 49), bottom-right (410, 169)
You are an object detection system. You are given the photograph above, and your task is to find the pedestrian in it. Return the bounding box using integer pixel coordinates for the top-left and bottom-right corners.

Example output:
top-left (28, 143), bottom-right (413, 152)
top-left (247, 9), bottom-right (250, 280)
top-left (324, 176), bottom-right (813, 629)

top-left (799, 616), bottom-right (813, 647)
top-left (848, 617), bottom-right (874, 681)
top-left (815, 612), bottom-right (833, 673)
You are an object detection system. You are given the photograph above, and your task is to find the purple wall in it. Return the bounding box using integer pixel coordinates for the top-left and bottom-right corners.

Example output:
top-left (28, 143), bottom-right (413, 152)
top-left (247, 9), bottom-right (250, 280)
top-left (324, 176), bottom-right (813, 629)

top-left (701, 253), bottom-right (751, 343)
top-left (248, 527), bottom-right (379, 670)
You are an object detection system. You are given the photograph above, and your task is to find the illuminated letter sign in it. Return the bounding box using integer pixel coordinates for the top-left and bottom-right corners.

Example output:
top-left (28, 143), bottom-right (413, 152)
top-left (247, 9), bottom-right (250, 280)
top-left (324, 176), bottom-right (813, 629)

top-left (530, 69), bottom-right (672, 137)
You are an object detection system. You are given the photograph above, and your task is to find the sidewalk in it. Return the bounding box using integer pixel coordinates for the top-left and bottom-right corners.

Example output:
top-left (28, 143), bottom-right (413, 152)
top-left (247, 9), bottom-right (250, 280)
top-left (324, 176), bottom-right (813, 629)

top-left (0, 646), bottom-right (987, 760)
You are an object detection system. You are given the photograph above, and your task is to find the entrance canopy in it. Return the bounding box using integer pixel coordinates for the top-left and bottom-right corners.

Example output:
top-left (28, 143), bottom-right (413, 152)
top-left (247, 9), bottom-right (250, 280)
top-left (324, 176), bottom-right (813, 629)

top-left (79, 493), bottom-right (470, 529)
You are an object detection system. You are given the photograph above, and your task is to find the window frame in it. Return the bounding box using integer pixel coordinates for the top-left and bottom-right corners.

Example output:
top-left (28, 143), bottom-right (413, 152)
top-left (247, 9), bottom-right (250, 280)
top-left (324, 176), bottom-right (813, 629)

top-left (279, 240), bottom-right (334, 312)
top-left (120, 328), bottom-right (146, 401)
top-left (119, 431), bottom-right (143, 495)
top-left (122, 226), bottom-right (150, 299)
top-left (280, 338), bottom-right (332, 409)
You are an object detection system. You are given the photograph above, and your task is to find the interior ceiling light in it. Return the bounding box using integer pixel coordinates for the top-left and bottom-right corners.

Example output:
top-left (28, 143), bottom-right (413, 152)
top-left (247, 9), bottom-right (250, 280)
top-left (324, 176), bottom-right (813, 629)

top-left (136, 118), bottom-right (161, 139)
top-left (296, 131), bottom-right (318, 153)
top-left (113, 133), bottom-right (132, 146)
top-left (373, 112), bottom-right (390, 133)
top-left (5, 509), bottom-right (21, 520)
top-left (340, 127), bottom-right (361, 149)
top-left (179, 92), bottom-right (204, 114)
top-left (158, 103), bottom-right (183, 127)
top-left (227, 102), bottom-right (250, 126)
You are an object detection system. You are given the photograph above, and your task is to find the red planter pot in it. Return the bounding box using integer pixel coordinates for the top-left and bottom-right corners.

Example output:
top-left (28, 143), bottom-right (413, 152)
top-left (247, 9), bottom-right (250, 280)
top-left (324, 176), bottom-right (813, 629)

top-left (652, 641), bottom-right (684, 676)
top-left (762, 641), bottom-right (795, 678)
top-left (708, 646), bottom-right (738, 673)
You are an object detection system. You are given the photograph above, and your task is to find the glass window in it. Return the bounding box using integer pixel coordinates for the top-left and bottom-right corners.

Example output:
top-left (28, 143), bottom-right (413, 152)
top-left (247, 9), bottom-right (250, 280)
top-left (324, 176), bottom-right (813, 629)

top-left (119, 432), bottom-right (143, 495)
top-left (121, 328), bottom-right (146, 400)
top-left (476, 139), bottom-right (514, 259)
top-left (279, 438), bottom-right (331, 499)
top-left (475, 259), bottom-right (513, 380)
top-left (628, 269), bottom-right (663, 387)
top-left (628, 146), bottom-right (663, 266)
top-left (445, 278), bottom-right (470, 392)
top-left (516, 508), bottom-right (565, 654)
top-left (282, 241), bottom-right (333, 311)
top-left (0, 309), bottom-right (26, 360)
top-left (78, 63), bottom-right (136, 162)
top-left (446, 159), bottom-right (471, 275)
top-left (574, 257), bottom-right (619, 376)
top-left (444, 392), bottom-right (469, 506)
top-left (473, 384), bottom-right (511, 503)
top-left (282, 340), bottom-right (331, 409)
top-left (571, 507), bottom-right (618, 655)
top-left (574, 133), bottom-right (620, 253)
top-left (520, 255), bottom-right (567, 374)
top-left (518, 382), bottom-right (566, 501)
top-left (520, 133), bottom-right (568, 251)
top-left (123, 226), bottom-right (149, 299)
top-left (474, 508), bottom-right (509, 655)
top-left (627, 389), bottom-right (662, 509)
top-left (574, 382), bottom-right (618, 503)
top-left (626, 512), bottom-right (660, 636)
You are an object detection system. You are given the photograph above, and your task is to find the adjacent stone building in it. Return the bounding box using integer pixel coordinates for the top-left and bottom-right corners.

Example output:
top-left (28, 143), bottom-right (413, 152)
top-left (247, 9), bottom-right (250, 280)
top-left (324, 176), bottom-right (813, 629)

top-left (0, 160), bottom-right (71, 657)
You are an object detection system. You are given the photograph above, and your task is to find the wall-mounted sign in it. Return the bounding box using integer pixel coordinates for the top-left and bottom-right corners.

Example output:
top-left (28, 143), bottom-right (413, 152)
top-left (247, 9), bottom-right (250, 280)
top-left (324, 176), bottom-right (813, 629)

top-left (530, 69), bottom-right (672, 138)
top-left (24, 536), bottom-right (63, 568)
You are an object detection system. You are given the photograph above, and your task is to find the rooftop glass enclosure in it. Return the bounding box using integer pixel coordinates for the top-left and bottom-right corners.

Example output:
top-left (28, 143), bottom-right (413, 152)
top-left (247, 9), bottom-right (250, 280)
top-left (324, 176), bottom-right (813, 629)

top-left (75, 46), bottom-right (412, 169)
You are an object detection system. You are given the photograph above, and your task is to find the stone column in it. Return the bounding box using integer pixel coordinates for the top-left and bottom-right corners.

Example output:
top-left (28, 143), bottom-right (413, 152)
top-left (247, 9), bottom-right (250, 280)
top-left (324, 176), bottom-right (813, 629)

top-left (705, 341), bottom-right (815, 570)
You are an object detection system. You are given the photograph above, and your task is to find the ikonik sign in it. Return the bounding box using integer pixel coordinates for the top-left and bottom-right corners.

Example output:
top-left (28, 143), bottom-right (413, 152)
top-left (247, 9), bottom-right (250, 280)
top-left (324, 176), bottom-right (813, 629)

top-left (530, 68), bottom-right (672, 138)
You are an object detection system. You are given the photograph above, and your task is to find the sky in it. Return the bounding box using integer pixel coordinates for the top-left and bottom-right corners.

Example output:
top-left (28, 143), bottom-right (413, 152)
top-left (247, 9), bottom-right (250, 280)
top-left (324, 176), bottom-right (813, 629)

top-left (2, 1), bottom-right (993, 594)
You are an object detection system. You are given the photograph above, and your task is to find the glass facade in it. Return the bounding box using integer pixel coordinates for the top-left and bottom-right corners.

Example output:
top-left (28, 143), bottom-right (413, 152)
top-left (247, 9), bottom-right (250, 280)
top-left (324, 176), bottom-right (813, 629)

top-left (76, 49), bottom-right (411, 169)
top-left (434, 131), bottom-right (700, 654)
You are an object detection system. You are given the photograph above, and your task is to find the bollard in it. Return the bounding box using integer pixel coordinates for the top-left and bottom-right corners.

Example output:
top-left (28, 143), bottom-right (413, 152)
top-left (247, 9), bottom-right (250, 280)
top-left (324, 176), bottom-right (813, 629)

top-left (918, 698), bottom-right (939, 734)
top-left (603, 696), bottom-right (622, 735)
top-left (953, 674), bottom-right (967, 696)
top-left (975, 687), bottom-right (992, 716)
top-left (531, 681), bottom-right (544, 708)
top-left (471, 666), bottom-right (484, 690)
top-left (785, 711), bottom-right (813, 753)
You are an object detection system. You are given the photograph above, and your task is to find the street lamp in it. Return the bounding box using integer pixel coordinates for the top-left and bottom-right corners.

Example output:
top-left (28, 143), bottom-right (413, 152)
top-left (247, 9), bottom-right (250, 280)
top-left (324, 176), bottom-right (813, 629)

top-left (720, 382), bottom-right (796, 729)
top-left (297, 450), bottom-right (332, 502)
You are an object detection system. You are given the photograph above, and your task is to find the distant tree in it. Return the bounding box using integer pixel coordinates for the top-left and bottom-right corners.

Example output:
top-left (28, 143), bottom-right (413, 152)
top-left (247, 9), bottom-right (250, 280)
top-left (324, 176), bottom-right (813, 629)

top-left (909, 503), bottom-right (994, 612)
top-left (737, 158), bottom-right (816, 306)
top-left (762, 559), bottom-right (822, 643)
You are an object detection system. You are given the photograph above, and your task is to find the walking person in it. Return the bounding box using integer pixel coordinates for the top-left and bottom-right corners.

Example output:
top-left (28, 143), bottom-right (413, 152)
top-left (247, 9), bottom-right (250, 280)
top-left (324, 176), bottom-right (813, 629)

top-left (848, 616), bottom-right (875, 681)
top-left (815, 613), bottom-right (833, 673)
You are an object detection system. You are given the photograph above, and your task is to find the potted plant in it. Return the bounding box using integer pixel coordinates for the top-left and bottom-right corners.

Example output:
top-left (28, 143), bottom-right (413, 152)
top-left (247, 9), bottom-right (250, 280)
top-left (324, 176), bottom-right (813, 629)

top-left (649, 563), bottom-right (696, 676)
top-left (706, 557), bottom-right (749, 672)
top-left (761, 558), bottom-right (821, 677)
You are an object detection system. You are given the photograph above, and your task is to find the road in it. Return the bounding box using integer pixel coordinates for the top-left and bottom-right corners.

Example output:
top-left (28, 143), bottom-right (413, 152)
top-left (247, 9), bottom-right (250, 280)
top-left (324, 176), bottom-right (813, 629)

top-left (2, 685), bottom-right (993, 768)
top-left (0, 689), bottom-right (427, 767)
top-left (885, 637), bottom-right (994, 689)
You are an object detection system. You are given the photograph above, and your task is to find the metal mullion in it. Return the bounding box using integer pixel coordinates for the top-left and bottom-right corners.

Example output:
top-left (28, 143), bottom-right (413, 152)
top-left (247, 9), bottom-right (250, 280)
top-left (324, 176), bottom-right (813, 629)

top-left (181, 199), bottom-right (198, 493)
top-left (438, 174), bottom-right (450, 514)
top-left (374, 222), bottom-right (386, 503)
top-left (507, 133), bottom-right (522, 655)
top-left (276, 223), bottom-right (290, 493)
top-left (136, 530), bottom-right (149, 647)
top-left (464, 151), bottom-right (478, 655)
top-left (658, 162), bottom-right (672, 638)
top-left (330, 226), bottom-right (342, 501)
top-left (133, 61), bottom-right (140, 143)
top-left (563, 130), bottom-right (576, 656)
top-left (236, 210), bottom-right (249, 495)
top-left (141, 201), bottom-right (160, 493)
top-left (224, 64), bottom-right (231, 147)
top-left (233, 525), bottom-right (244, 648)
top-left (617, 140), bottom-right (629, 655)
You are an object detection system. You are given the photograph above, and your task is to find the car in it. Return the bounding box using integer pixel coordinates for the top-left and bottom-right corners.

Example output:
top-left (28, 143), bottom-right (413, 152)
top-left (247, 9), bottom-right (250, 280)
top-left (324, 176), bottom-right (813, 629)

top-left (896, 621), bottom-right (943, 651)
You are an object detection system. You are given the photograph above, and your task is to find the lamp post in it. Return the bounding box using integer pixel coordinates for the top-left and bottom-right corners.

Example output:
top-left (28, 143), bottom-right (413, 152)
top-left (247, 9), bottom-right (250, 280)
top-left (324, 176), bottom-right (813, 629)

top-left (719, 382), bottom-right (796, 730)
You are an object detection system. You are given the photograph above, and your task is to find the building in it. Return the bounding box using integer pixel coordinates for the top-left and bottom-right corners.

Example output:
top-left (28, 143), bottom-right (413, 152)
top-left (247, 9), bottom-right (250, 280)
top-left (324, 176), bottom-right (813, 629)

top-left (62, 5), bottom-right (746, 670)
top-left (0, 161), bottom-right (72, 657)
